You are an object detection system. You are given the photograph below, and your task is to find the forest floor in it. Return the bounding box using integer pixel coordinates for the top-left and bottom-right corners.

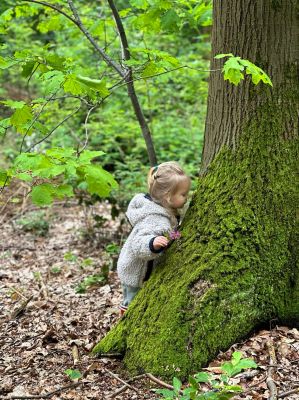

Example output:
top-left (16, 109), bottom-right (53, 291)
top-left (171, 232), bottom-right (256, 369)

top-left (0, 186), bottom-right (298, 400)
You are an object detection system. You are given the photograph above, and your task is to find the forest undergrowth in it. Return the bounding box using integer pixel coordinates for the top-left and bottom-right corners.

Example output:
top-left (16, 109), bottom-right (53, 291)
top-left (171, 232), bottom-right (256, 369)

top-left (0, 184), bottom-right (298, 400)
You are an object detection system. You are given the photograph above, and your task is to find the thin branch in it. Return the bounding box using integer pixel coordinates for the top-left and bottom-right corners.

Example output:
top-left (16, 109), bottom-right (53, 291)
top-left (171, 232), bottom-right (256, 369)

top-left (104, 369), bottom-right (139, 395)
top-left (267, 341), bottom-right (278, 400)
top-left (110, 65), bottom-right (221, 90)
top-left (25, 104), bottom-right (82, 153)
top-left (146, 373), bottom-right (184, 395)
top-left (107, 0), bottom-right (157, 166)
top-left (66, 0), bottom-right (124, 76)
top-left (21, 0), bottom-right (124, 77)
top-left (20, 92), bottom-right (58, 154)
top-left (0, 381), bottom-right (83, 399)
top-left (278, 386), bottom-right (299, 398)
top-left (108, 374), bottom-right (147, 398)
top-left (78, 104), bottom-right (98, 155)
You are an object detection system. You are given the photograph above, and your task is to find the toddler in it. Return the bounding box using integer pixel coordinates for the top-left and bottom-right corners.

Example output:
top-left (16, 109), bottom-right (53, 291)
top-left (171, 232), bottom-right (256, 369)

top-left (117, 161), bottom-right (191, 315)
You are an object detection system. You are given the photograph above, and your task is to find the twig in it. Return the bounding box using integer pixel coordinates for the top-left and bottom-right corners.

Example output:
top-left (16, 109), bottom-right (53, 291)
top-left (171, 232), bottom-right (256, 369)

top-left (267, 341), bottom-right (278, 400)
top-left (10, 296), bottom-right (33, 319)
top-left (21, 0), bottom-right (124, 76)
top-left (25, 104), bottom-right (81, 152)
top-left (278, 386), bottom-right (299, 398)
top-left (108, 374), bottom-right (147, 398)
top-left (78, 104), bottom-right (98, 155)
top-left (71, 344), bottom-right (80, 365)
top-left (110, 65), bottom-right (221, 90)
top-left (146, 372), bottom-right (184, 394)
top-left (20, 92), bottom-right (58, 154)
top-left (0, 381), bottom-right (83, 399)
top-left (104, 369), bottom-right (139, 394)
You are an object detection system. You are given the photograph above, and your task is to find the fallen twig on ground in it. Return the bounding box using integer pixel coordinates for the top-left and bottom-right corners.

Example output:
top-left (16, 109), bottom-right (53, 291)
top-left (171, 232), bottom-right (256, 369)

top-left (278, 386), bottom-right (299, 398)
top-left (10, 296), bottom-right (33, 319)
top-left (104, 368), bottom-right (139, 396)
top-left (0, 381), bottom-right (84, 400)
top-left (267, 340), bottom-right (278, 400)
top-left (108, 374), bottom-right (147, 398)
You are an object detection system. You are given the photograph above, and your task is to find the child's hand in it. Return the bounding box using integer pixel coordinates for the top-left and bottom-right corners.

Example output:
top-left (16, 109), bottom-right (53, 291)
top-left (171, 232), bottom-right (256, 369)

top-left (153, 236), bottom-right (169, 250)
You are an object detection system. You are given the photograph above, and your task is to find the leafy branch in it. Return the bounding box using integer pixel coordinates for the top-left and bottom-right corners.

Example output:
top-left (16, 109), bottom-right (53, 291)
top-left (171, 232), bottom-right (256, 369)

top-left (216, 53), bottom-right (273, 86)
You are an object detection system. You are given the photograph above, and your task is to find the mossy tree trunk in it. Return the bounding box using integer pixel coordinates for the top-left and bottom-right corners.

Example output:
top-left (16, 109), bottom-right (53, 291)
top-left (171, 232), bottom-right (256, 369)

top-left (93, 0), bottom-right (299, 379)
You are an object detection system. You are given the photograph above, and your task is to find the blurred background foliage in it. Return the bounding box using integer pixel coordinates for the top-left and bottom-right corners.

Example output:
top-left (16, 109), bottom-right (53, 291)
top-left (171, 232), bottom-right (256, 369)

top-left (0, 0), bottom-right (211, 207)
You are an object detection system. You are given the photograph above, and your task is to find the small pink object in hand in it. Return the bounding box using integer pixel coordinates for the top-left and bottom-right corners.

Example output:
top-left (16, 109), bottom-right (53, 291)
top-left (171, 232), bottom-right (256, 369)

top-left (169, 230), bottom-right (181, 240)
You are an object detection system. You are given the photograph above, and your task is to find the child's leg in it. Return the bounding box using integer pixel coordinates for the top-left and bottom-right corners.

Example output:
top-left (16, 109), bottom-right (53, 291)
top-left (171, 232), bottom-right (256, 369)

top-left (120, 284), bottom-right (140, 314)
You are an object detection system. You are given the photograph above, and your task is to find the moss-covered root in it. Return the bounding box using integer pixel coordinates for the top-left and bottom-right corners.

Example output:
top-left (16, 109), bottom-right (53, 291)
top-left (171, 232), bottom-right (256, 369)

top-left (92, 317), bottom-right (127, 355)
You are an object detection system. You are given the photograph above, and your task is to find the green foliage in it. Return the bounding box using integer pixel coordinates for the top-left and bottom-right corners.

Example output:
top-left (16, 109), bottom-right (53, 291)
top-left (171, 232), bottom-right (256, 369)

top-left (15, 210), bottom-right (49, 236)
top-left (0, 0), bottom-right (210, 205)
top-left (220, 351), bottom-right (257, 379)
top-left (64, 251), bottom-right (78, 262)
top-left (155, 352), bottom-right (257, 400)
top-left (6, 148), bottom-right (118, 205)
top-left (64, 369), bottom-right (82, 381)
top-left (215, 54), bottom-right (273, 86)
top-left (50, 266), bottom-right (61, 274)
top-left (75, 273), bottom-right (107, 294)
top-left (105, 242), bottom-right (120, 256)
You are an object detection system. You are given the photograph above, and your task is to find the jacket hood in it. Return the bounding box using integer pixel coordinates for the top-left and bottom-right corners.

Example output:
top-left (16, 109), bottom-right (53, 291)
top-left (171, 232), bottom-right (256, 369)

top-left (126, 193), bottom-right (171, 227)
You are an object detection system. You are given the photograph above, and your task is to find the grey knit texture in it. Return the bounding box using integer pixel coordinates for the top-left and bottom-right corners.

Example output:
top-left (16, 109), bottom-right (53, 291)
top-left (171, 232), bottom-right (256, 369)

top-left (117, 193), bottom-right (178, 287)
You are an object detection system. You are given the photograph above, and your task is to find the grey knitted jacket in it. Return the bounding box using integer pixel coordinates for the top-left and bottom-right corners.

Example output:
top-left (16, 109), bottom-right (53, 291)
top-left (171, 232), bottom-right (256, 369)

top-left (117, 193), bottom-right (178, 288)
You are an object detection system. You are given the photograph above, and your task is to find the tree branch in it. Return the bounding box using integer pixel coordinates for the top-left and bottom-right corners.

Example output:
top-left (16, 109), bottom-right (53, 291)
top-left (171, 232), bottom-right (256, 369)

top-left (25, 104), bottom-right (82, 152)
top-left (107, 0), bottom-right (157, 166)
top-left (21, 0), bottom-right (124, 76)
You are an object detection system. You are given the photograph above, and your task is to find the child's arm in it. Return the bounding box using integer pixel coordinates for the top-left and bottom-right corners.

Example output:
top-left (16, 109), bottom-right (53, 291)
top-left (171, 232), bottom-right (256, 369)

top-left (130, 216), bottom-right (171, 260)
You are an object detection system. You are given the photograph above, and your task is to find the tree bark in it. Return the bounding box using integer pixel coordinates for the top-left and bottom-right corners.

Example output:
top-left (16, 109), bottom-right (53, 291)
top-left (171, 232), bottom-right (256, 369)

top-left (93, 0), bottom-right (299, 379)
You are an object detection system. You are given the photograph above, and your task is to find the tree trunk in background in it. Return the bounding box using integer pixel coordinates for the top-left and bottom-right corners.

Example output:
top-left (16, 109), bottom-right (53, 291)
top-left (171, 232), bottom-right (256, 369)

top-left (93, 0), bottom-right (299, 379)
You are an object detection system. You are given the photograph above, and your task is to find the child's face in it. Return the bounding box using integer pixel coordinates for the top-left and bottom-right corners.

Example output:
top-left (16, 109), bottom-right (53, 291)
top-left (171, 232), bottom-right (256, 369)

top-left (169, 178), bottom-right (190, 209)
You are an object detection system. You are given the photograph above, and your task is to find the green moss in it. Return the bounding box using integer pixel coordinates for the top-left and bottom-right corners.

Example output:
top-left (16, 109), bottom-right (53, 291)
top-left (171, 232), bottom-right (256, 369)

top-left (93, 87), bottom-right (298, 379)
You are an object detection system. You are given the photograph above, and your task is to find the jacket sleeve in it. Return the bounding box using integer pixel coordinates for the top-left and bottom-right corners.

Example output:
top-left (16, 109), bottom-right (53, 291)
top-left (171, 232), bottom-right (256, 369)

top-left (130, 215), bottom-right (172, 260)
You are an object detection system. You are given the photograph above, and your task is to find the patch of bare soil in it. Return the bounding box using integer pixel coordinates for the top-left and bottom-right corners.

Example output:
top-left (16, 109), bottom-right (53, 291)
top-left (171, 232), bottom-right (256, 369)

top-left (0, 192), bottom-right (298, 399)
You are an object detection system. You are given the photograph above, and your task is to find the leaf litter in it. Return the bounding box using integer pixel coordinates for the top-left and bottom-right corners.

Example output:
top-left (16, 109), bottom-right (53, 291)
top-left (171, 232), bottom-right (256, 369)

top-left (0, 192), bottom-right (298, 399)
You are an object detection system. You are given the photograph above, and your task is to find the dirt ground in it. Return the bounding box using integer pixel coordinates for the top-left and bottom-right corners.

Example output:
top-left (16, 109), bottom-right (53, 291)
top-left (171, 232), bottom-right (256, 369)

top-left (0, 188), bottom-right (298, 399)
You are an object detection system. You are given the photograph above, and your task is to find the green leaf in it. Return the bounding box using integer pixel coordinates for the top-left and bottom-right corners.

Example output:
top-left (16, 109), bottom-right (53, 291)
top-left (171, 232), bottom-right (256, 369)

top-left (142, 61), bottom-right (165, 78)
top-left (63, 74), bottom-right (85, 95)
top-left (65, 369), bottom-right (82, 381)
top-left (31, 184), bottom-right (54, 206)
top-left (223, 68), bottom-right (244, 85)
top-left (194, 371), bottom-right (210, 383)
top-left (54, 184), bottom-right (73, 198)
top-left (130, 0), bottom-right (149, 9)
top-left (37, 15), bottom-right (62, 33)
top-left (10, 105), bottom-right (33, 129)
top-left (1, 100), bottom-right (26, 109)
top-left (0, 118), bottom-right (11, 135)
top-left (232, 351), bottom-right (242, 365)
top-left (0, 168), bottom-right (8, 185)
top-left (0, 55), bottom-right (18, 69)
top-left (46, 147), bottom-right (75, 159)
top-left (161, 9), bottom-right (180, 32)
top-left (77, 75), bottom-right (110, 97)
top-left (45, 54), bottom-right (67, 71)
top-left (78, 150), bottom-right (105, 164)
top-left (40, 70), bottom-right (65, 94)
top-left (214, 53), bottom-right (234, 59)
top-left (83, 165), bottom-right (118, 197)
top-left (14, 172), bottom-right (33, 182)
top-left (22, 60), bottom-right (38, 78)
top-left (172, 377), bottom-right (182, 392)
top-left (154, 388), bottom-right (175, 398)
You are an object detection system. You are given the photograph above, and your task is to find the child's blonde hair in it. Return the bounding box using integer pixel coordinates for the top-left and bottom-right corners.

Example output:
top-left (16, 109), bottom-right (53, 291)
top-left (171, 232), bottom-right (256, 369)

top-left (147, 161), bottom-right (190, 209)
